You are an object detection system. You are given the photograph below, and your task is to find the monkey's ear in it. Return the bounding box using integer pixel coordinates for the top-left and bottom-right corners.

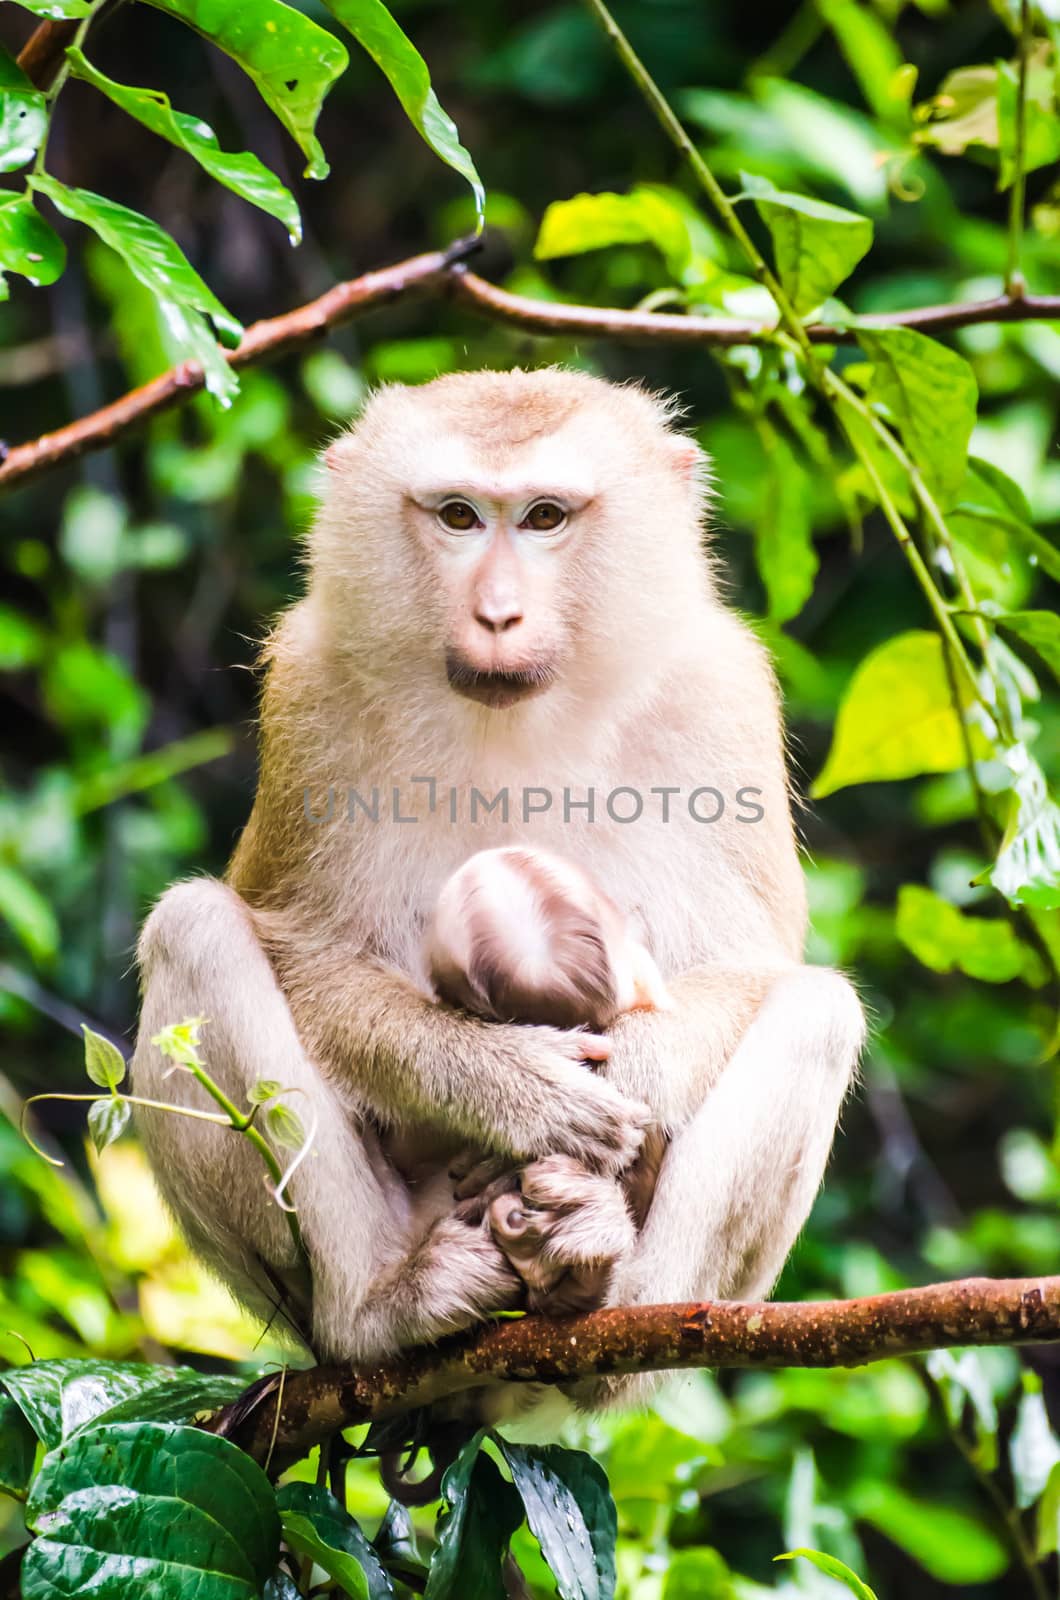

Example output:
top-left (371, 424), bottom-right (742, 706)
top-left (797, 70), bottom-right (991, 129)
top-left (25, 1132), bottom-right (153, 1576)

top-left (669, 438), bottom-right (705, 480)
top-left (323, 433), bottom-right (355, 471)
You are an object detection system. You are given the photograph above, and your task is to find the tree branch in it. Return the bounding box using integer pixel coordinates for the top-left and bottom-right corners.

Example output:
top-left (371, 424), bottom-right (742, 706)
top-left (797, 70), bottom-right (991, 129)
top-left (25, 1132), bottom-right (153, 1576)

top-left (2, 251), bottom-right (1059, 492)
top-left (3, 242), bottom-right (1060, 493)
top-left (212, 1276), bottom-right (1060, 1470)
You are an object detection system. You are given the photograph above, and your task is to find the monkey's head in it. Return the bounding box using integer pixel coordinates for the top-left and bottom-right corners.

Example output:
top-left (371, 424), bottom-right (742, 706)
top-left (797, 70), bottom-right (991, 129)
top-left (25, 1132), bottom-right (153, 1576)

top-left (311, 369), bottom-right (712, 714)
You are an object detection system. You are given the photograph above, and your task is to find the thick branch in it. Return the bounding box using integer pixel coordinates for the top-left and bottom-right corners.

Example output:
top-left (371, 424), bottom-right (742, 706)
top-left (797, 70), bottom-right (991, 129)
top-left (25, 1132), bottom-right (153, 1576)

top-left (16, 19), bottom-right (80, 90)
top-left (215, 1276), bottom-right (1060, 1469)
top-left (2, 251), bottom-right (1059, 490)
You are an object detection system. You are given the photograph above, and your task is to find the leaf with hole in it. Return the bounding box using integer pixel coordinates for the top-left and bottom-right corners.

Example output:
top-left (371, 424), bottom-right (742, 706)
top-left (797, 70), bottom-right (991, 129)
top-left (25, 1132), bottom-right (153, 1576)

top-left (31, 178), bottom-right (241, 401)
top-left (277, 1483), bottom-right (392, 1599)
top-left (742, 172), bottom-right (872, 316)
top-left (81, 1025), bottom-right (126, 1090)
top-left (322, 0), bottom-right (483, 221)
top-left (0, 46), bottom-right (47, 172)
top-left (66, 50), bottom-right (301, 242)
top-left (497, 1441), bottom-right (617, 1600)
top-left (856, 326), bottom-right (977, 508)
top-left (144, 0), bottom-right (348, 180)
top-left (0, 192), bottom-right (65, 300)
top-left (23, 1421), bottom-right (280, 1598)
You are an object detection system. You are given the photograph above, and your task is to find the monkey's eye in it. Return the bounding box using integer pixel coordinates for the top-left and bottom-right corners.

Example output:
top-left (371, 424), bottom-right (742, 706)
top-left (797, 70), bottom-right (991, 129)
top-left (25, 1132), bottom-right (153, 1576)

top-left (521, 501), bottom-right (566, 533)
top-left (437, 500), bottom-right (482, 532)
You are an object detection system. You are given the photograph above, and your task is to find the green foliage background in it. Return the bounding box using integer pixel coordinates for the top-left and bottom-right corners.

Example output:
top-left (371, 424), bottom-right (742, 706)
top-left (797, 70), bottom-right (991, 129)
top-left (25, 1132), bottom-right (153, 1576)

top-left (1, 0), bottom-right (1059, 1595)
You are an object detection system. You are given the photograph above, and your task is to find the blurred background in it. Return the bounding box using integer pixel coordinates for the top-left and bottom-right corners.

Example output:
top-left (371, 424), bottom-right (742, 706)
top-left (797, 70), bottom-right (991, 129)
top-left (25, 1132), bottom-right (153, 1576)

top-left (1, 0), bottom-right (1059, 1594)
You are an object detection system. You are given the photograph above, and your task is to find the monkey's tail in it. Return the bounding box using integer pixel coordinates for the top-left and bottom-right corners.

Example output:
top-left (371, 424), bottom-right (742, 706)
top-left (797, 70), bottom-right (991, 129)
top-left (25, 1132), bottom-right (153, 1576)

top-left (377, 1418), bottom-right (475, 1507)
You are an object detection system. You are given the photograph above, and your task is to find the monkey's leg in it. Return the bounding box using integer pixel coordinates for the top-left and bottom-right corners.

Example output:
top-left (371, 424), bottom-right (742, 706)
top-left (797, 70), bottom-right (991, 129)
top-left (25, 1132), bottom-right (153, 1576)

top-left (612, 968), bottom-right (862, 1307)
top-left (133, 879), bottom-right (518, 1361)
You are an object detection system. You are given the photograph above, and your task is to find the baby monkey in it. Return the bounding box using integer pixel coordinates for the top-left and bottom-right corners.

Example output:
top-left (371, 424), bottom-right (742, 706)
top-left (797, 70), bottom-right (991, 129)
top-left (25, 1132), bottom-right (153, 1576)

top-left (426, 846), bottom-right (670, 1314)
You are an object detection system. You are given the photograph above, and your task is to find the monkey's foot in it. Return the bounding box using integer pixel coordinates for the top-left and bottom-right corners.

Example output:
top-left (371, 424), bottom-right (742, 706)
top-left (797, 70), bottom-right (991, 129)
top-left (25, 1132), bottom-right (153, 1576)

top-left (403, 1213), bottom-right (524, 1342)
top-left (488, 1155), bottom-right (636, 1315)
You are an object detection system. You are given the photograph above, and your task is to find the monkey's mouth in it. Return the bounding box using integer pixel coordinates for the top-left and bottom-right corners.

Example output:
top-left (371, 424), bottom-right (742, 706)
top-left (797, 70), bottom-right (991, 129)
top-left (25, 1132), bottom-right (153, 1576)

top-left (445, 653), bottom-right (557, 709)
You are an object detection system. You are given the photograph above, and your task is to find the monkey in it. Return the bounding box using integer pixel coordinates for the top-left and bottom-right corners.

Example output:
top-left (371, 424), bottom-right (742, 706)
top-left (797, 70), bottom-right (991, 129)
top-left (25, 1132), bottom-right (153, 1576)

top-left (418, 844), bottom-right (672, 1313)
top-left (131, 367), bottom-right (864, 1427)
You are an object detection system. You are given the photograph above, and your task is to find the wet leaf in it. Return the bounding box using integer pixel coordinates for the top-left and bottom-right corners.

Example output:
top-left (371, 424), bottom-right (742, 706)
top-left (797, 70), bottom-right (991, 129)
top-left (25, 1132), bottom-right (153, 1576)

top-left (323, 0), bottom-right (483, 220)
top-left (277, 1482), bottom-right (392, 1598)
top-left (498, 1441), bottom-right (617, 1600)
top-left (857, 326), bottom-right (977, 507)
top-left (0, 192), bottom-right (65, 300)
top-left (0, 46), bottom-right (47, 172)
top-left (66, 50), bottom-right (301, 241)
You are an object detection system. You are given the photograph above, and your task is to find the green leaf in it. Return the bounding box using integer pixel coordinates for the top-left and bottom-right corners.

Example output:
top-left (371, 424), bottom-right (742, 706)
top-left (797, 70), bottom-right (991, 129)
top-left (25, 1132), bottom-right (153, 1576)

top-left (813, 631), bottom-right (973, 797)
top-left (0, 1391), bottom-right (37, 1500)
top-left (953, 457), bottom-right (1060, 585)
top-left (0, 604), bottom-right (45, 669)
top-left (0, 192), bottom-right (65, 300)
top-left (742, 172), bottom-right (872, 315)
top-left (321, 0), bottom-right (483, 220)
top-left (150, 1016), bottom-right (206, 1068)
top-left (856, 326), bottom-right (978, 507)
top-left (990, 609), bottom-right (1060, 684)
top-left (31, 177), bottom-right (241, 401)
top-left (815, 0), bottom-right (906, 123)
top-left (277, 1483), bottom-right (392, 1599)
top-left (0, 46), bottom-right (47, 172)
top-left (3, 1360), bottom-right (247, 1449)
top-left (24, 1421), bottom-right (280, 1598)
top-left (0, 862), bottom-right (60, 962)
top-left (497, 1441), bottom-right (617, 1600)
top-left (662, 1548), bottom-right (735, 1600)
top-left (988, 747), bottom-right (1060, 910)
top-left (248, 1078), bottom-right (283, 1104)
top-left (65, 50), bottom-right (301, 242)
top-left (144, 0), bottom-right (348, 180)
top-left (81, 1025), bottom-right (126, 1090)
top-left (535, 187), bottom-right (694, 277)
top-left (853, 1482), bottom-right (1008, 1584)
top-left (1038, 1462), bottom-right (1060, 1558)
top-left (86, 1097), bottom-right (132, 1156)
top-left (265, 1102), bottom-right (305, 1150)
top-left (425, 1433), bottom-right (524, 1600)
top-left (1010, 1391), bottom-right (1060, 1511)
top-left (775, 1550), bottom-right (878, 1600)
top-left (915, 65), bottom-right (999, 156)
top-left (8, 0), bottom-right (91, 14)
top-left (753, 425), bottom-right (818, 622)
top-left (895, 885), bottom-right (1027, 982)
top-left (924, 1350), bottom-right (1000, 1471)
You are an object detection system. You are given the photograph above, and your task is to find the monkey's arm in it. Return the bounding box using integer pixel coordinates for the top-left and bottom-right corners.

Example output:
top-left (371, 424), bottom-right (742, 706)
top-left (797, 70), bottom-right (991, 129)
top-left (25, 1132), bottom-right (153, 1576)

top-left (605, 963), bottom-right (787, 1127)
top-left (273, 942), bottom-right (649, 1174)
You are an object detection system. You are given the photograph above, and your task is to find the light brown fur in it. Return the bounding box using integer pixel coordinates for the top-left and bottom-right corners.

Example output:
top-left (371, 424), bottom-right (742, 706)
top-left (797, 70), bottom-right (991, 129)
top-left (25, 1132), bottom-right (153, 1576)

top-left (131, 369), bottom-right (863, 1425)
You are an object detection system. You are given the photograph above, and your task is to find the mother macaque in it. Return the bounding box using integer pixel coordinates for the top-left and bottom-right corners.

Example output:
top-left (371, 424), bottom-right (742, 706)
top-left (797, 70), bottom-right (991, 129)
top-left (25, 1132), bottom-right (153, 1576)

top-left (132, 369), bottom-right (863, 1420)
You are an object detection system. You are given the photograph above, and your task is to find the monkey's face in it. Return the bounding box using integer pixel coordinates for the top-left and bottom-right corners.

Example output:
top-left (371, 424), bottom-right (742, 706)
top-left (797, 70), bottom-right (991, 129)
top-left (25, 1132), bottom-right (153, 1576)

top-left (313, 370), bottom-right (711, 711)
top-left (407, 446), bottom-right (594, 710)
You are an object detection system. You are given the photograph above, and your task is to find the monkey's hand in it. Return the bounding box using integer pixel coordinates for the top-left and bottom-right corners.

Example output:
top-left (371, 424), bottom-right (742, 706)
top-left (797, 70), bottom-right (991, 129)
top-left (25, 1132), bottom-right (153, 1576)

top-left (494, 1024), bottom-right (651, 1175)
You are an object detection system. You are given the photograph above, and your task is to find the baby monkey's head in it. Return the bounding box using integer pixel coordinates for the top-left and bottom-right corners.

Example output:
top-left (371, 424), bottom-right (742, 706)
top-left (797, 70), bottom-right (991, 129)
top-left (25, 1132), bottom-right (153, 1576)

top-left (426, 847), bottom-right (670, 1032)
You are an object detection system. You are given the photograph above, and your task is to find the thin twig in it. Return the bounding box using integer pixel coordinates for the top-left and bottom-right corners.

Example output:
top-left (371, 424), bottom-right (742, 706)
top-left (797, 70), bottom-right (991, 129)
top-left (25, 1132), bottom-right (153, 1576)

top-left (1006, 0), bottom-right (1031, 298)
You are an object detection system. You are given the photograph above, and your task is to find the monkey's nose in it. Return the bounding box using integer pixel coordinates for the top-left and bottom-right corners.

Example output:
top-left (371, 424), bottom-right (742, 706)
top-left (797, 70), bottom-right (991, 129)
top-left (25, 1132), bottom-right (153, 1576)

top-left (474, 598), bottom-right (524, 634)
